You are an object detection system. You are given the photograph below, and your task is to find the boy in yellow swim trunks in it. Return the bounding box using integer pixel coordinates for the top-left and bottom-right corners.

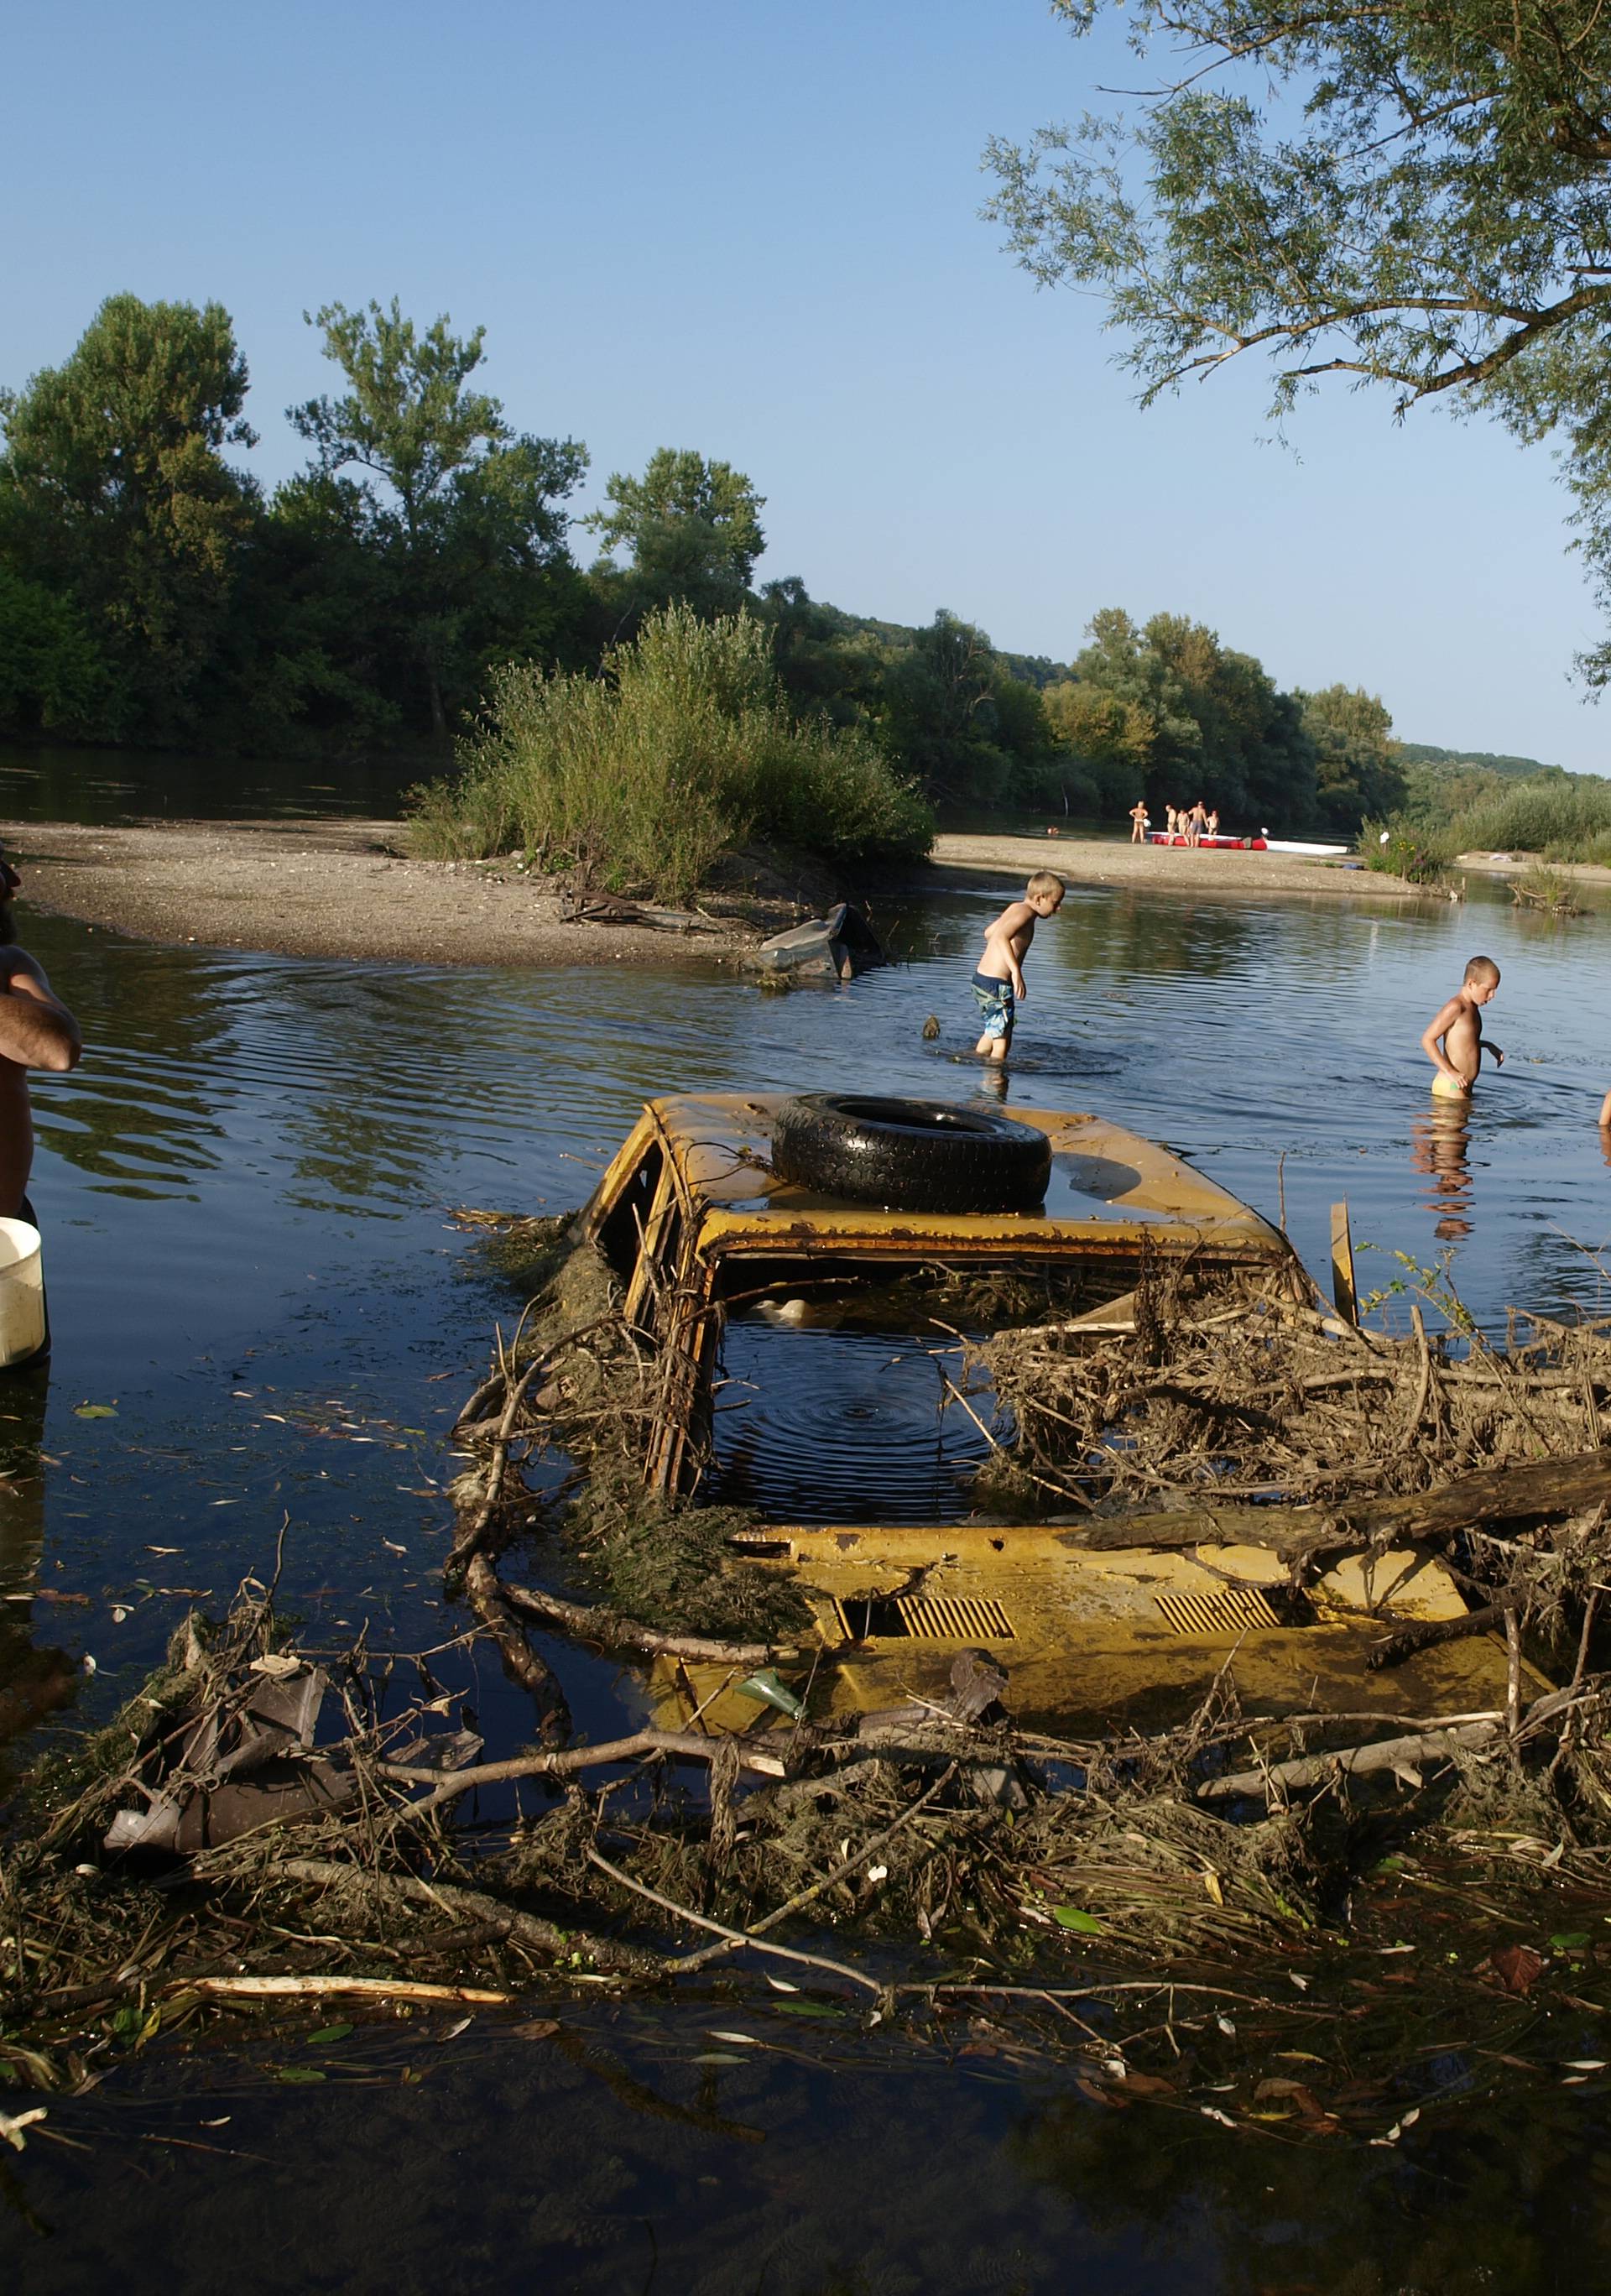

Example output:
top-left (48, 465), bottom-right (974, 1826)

top-left (1421, 956), bottom-right (1504, 1098)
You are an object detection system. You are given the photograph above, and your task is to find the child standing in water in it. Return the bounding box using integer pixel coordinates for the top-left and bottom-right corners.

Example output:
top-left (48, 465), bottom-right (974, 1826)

top-left (1421, 955), bottom-right (1504, 1097)
top-left (972, 871), bottom-right (1065, 1063)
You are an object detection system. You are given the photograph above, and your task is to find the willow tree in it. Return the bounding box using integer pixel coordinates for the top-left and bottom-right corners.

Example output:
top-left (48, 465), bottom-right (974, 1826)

top-left (289, 300), bottom-right (587, 735)
top-left (986, 2), bottom-right (1611, 674)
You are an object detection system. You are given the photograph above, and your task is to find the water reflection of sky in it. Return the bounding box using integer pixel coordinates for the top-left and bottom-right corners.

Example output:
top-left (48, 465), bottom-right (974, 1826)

top-left (5, 869), bottom-right (1605, 1699)
top-left (13, 873), bottom-right (1611, 2285)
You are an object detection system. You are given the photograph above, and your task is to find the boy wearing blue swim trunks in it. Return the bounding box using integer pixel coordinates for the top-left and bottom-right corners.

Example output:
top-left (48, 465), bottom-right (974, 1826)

top-left (972, 871), bottom-right (1065, 1063)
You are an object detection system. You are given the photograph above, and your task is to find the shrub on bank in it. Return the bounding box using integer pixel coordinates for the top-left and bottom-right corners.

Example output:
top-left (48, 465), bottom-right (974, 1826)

top-left (408, 606), bottom-right (933, 900)
top-left (1358, 815), bottom-right (1454, 884)
top-left (1440, 779), bottom-right (1611, 862)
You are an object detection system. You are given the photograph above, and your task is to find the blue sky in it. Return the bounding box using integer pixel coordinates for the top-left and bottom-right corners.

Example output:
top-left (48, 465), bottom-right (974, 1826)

top-left (6, 0), bottom-right (1606, 770)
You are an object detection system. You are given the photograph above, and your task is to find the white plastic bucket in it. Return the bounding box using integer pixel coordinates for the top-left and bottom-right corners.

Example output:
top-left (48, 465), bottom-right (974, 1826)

top-left (0, 1218), bottom-right (46, 1365)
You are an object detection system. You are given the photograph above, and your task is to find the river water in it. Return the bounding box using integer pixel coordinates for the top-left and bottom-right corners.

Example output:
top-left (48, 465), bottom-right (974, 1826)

top-left (6, 768), bottom-right (1611, 2287)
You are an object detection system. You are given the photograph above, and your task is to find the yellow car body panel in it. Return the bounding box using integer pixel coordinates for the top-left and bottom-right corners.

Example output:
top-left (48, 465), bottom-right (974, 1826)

top-left (581, 1097), bottom-right (1533, 1735)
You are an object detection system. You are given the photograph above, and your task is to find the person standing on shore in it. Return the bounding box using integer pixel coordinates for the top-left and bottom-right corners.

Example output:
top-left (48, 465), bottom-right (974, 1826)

top-left (0, 847), bottom-right (82, 1219)
top-left (1129, 801), bottom-right (1150, 843)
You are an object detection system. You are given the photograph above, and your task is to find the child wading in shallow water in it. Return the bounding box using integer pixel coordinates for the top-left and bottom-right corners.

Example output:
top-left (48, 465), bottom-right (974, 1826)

top-left (972, 871), bottom-right (1065, 1063)
top-left (1421, 954), bottom-right (1504, 1098)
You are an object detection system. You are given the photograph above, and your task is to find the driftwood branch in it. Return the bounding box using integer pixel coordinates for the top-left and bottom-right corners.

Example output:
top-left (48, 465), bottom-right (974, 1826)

top-left (462, 1555), bottom-right (571, 1745)
top-left (1198, 1719), bottom-right (1504, 1802)
top-left (185, 1972), bottom-right (510, 2006)
top-left (1366, 1601), bottom-right (1512, 1671)
top-left (1069, 1448), bottom-right (1611, 1562)
top-left (380, 1727), bottom-right (788, 1819)
top-left (499, 1579), bottom-right (792, 1667)
top-left (586, 1847), bottom-right (884, 1996)
top-left (279, 1855), bottom-right (667, 1977)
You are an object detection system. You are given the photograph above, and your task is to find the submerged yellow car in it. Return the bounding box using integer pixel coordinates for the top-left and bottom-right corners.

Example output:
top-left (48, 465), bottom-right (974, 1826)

top-left (578, 1093), bottom-right (1530, 1735)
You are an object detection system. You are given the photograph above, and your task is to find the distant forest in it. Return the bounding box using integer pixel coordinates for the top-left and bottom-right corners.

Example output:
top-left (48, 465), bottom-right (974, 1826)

top-left (0, 291), bottom-right (1547, 838)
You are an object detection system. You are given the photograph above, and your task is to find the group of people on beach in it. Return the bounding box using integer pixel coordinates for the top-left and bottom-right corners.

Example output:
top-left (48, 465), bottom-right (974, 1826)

top-left (1126, 801), bottom-right (1219, 845)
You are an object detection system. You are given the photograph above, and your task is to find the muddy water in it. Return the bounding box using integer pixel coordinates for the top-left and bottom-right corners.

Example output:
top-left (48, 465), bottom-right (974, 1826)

top-left (8, 866), bottom-right (1611, 2288)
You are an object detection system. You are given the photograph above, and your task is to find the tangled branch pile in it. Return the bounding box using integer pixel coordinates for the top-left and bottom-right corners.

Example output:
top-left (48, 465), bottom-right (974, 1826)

top-left (977, 1273), bottom-right (1611, 1519)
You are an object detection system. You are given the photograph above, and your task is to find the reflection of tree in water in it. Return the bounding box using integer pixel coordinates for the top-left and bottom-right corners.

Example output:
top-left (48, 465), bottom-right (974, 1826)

top-left (1411, 1102), bottom-right (1475, 1243)
top-left (1008, 2079), bottom-right (1599, 2295)
top-left (0, 1361), bottom-right (74, 1776)
top-left (23, 920), bottom-right (234, 1198)
top-left (1043, 889), bottom-right (1263, 992)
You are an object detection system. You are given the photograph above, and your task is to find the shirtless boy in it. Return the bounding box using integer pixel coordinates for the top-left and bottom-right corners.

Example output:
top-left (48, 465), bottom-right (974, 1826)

top-left (972, 871), bottom-right (1065, 1062)
top-left (1421, 956), bottom-right (1503, 1098)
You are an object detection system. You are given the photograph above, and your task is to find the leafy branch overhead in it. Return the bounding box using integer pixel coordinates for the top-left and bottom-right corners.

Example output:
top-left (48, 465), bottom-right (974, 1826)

top-left (985, 0), bottom-right (1611, 674)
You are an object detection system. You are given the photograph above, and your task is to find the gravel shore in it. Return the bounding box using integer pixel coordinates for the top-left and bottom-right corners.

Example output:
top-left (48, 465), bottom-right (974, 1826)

top-left (7, 817), bottom-right (1423, 968)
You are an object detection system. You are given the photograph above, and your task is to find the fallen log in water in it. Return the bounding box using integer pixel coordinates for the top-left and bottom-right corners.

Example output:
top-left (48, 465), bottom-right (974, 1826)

top-left (1197, 1719), bottom-right (1504, 1802)
top-left (499, 1578), bottom-right (794, 1667)
top-left (1066, 1446), bottom-right (1611, 1561)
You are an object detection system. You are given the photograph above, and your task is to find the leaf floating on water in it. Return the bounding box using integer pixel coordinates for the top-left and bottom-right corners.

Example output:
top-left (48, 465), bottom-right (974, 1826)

top-left (1216, 2015), bottom-right (1237, 2038)
top-left (706, 2031), bottom-right (760, 2047)
top-left (276, 2067), bottom-right (327, 2084)
top-left (1052, 1907), bottom-right (1105, 1934)
top-left (691, 2053), bottom-right (745, 2066)
top-left (74, 1403), bottom-right (117, 1420)
top-left (510, 2019), bottom-right (560, 2041)
top-left (1564, 2059), bottom-right (1608, 2071)
top-left (307, 2025), bottom-right (353, 2044)
top-left (1199, 2106), bottom-right (1237, 2127)
top-left (438, 2017), bottom-right (473, 2042)
top-left (1551, 1932), bottom-right (1591, 1952)
top-left (1489, 1944), bottom-right (1546, 1996)
top-left (764, 1975), bottom-right (800, 1993)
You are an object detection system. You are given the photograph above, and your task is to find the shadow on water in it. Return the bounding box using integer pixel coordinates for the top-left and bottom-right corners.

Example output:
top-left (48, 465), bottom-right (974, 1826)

top-left (8, 845), bottom-right (1611, 2283)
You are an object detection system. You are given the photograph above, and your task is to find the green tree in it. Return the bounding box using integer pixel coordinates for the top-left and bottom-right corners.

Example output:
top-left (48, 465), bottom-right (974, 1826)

top-left (1299, 684), bottom-right (1406, 832)
top-left (0, 567), bottom-right (107, 735)
top-left (877, 611), bottom-right (1022, 808)
top-left (985, 1), bottom-right (1611, 678)
top-left (0, 294), bottom-right (258, 738)
top-left (586, 447), bottom-right (765, 618)
top-left (288, 299), bottom-right (587, 734)
top-left (1042, 678), bottom-right (1154, 813)
top-left (1069, 607), bottom-right (1316, 827)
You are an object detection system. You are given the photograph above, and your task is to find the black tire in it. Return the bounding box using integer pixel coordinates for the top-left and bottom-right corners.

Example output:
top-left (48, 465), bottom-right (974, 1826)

top-left (771, 1094), bottom-right (1051, 1213)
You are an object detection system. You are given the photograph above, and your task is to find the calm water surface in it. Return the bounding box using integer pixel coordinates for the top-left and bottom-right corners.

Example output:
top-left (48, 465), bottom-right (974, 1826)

top-left (8, 848), bottom-right (1611, 2289)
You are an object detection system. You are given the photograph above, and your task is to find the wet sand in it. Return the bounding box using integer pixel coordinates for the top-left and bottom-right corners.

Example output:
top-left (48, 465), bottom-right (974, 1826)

top-left (6, 817), bottom-right (1422, 968)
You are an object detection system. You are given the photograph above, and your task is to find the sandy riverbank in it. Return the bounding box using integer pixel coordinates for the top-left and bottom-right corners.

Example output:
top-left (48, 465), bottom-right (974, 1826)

top-left (5, 817), bottom-right (1426, 968)
top-left (8, 818), bottom-right (782, 967)
top-left (926, 831), bottom-right (1421, 900)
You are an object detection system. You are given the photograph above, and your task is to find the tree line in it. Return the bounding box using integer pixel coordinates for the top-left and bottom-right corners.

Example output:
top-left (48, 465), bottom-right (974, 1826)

top-left (1, 291), bottom-right (1405, 833)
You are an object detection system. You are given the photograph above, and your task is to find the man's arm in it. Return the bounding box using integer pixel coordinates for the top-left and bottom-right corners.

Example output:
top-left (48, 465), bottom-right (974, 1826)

top-left (1419, 997), bottom-right (1465, 1084)
top-left (1483, 1039), bottom-right (1505, 1067)
top-left (0, 950), bottom-right (81, 1072)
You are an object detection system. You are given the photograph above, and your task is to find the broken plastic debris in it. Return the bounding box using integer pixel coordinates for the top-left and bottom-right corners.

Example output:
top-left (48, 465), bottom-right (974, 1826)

top-left (735, 1668), bottom-right (804, 1719)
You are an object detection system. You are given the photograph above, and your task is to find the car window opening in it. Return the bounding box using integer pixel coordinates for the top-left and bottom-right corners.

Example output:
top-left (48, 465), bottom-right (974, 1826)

top-left (699, 1254), bottom-right (1129, 1526)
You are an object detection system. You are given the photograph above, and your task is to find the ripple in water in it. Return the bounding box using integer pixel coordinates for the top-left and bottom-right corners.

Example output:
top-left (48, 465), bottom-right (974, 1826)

top-left (706, 1317), bottom-right (1004, 1524)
